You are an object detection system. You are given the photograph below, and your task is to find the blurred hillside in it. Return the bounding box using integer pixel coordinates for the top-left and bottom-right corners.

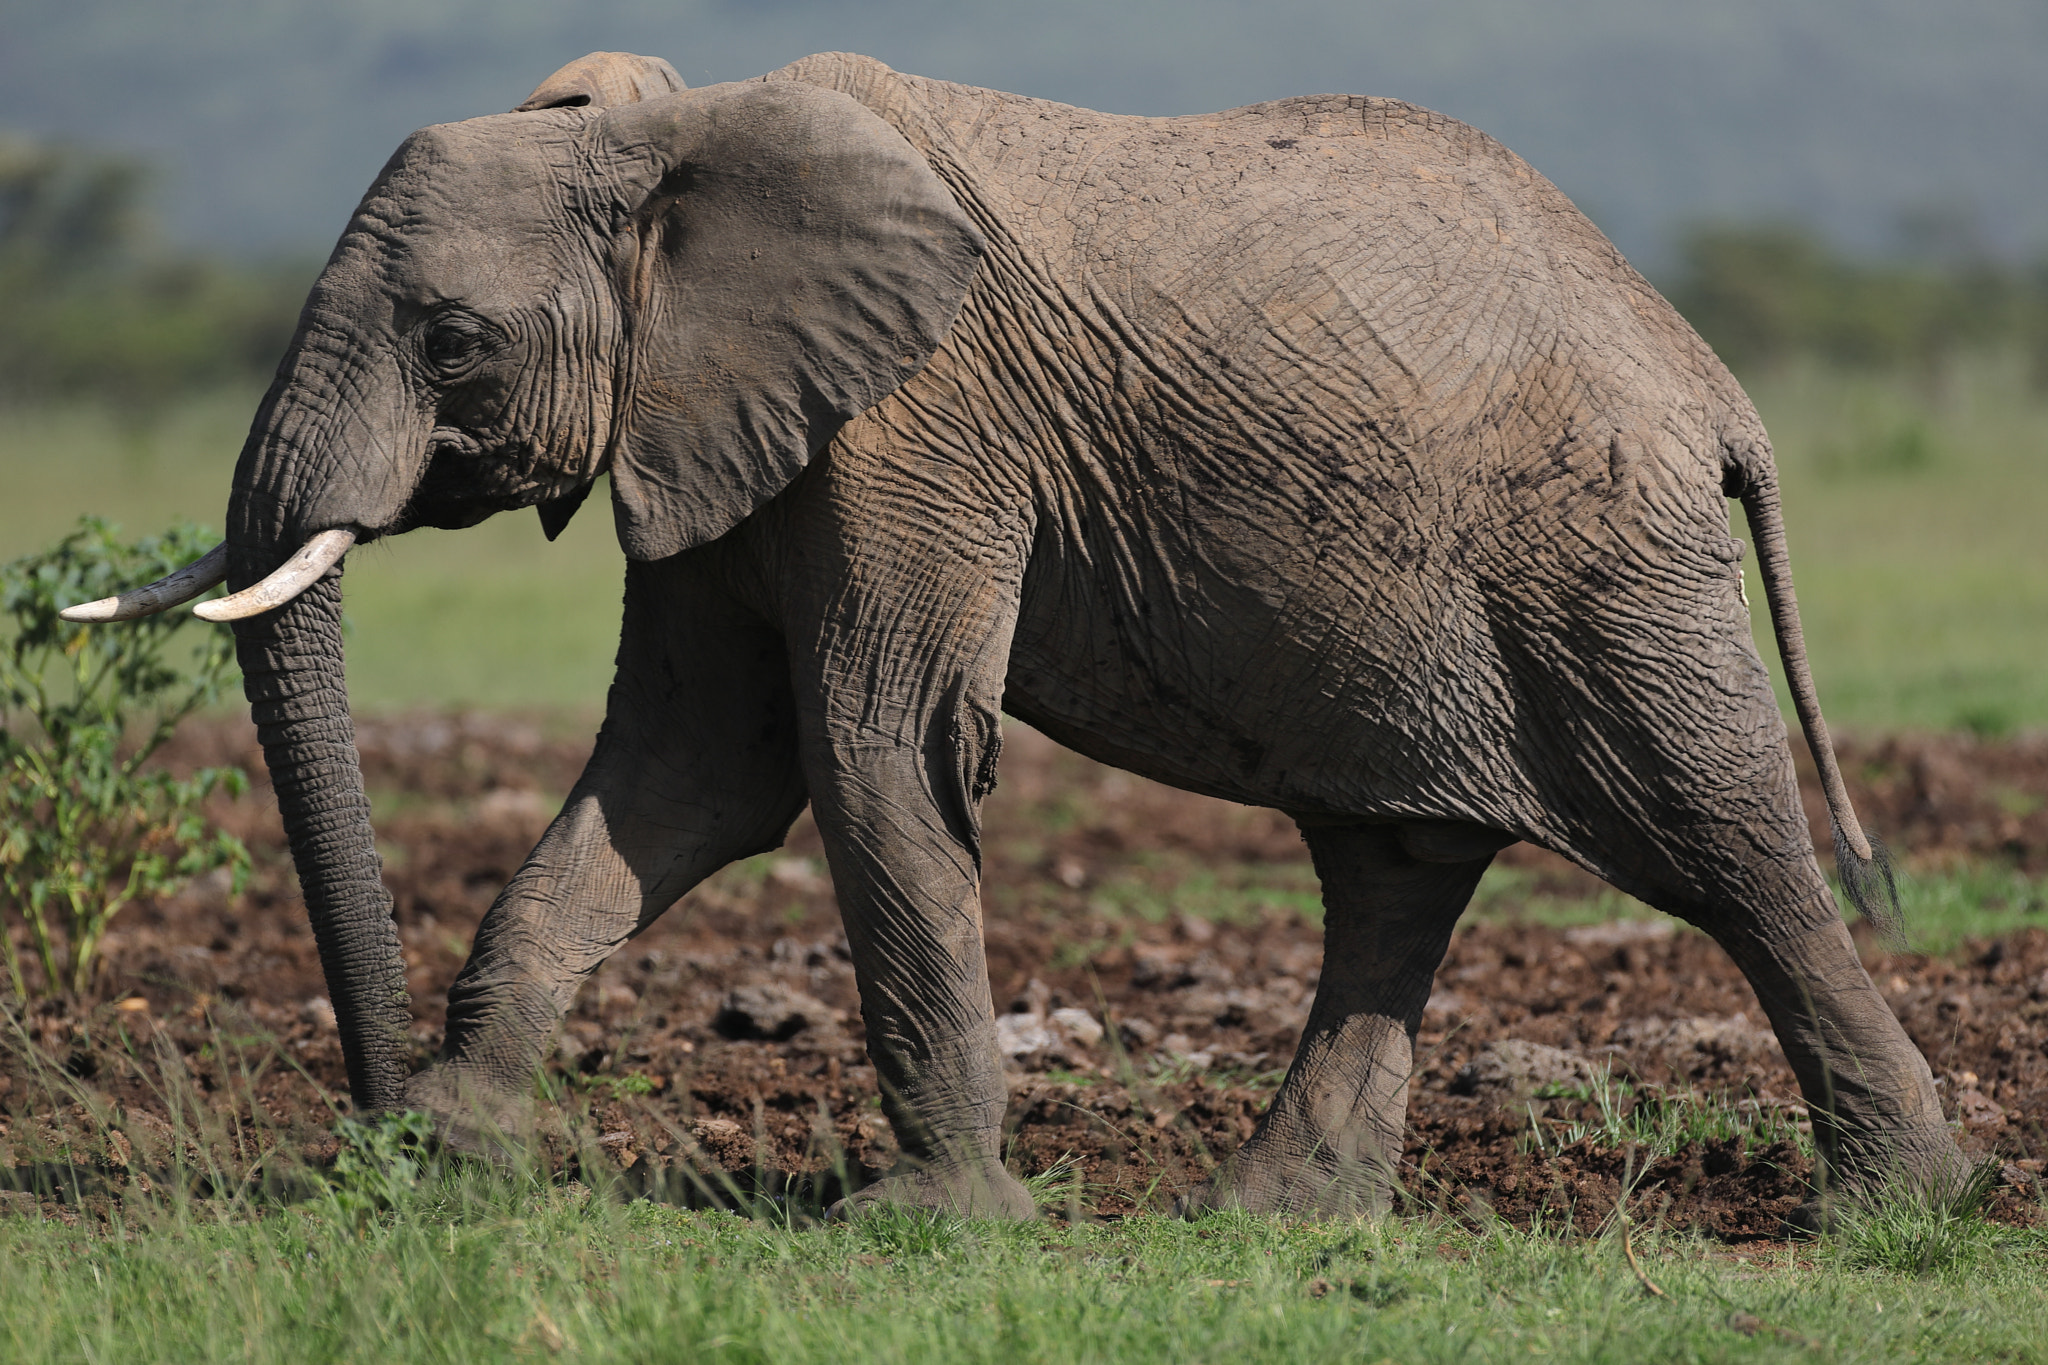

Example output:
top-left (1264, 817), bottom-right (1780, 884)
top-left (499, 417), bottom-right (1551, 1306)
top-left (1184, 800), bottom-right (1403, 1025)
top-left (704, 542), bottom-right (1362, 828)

top-left (1667, 220), bottom-right (2048, 392)
top-left (1, 1), bottom-right (2045, 270)
top-left (5, 131), bottom-right (2044, 415)
top-left (0, 139), bottom-right (314, 419)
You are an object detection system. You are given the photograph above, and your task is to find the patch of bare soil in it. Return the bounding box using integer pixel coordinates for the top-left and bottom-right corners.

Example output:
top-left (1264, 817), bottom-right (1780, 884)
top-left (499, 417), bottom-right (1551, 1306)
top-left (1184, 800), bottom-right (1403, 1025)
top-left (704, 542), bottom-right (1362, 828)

top-left (3, 717), bottom-right (2044, 1234)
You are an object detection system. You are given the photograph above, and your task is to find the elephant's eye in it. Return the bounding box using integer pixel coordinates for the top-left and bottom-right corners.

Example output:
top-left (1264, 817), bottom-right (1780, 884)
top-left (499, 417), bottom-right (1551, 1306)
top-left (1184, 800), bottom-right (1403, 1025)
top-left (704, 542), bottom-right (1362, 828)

top-left (421, 315), bottom-right (490, 374)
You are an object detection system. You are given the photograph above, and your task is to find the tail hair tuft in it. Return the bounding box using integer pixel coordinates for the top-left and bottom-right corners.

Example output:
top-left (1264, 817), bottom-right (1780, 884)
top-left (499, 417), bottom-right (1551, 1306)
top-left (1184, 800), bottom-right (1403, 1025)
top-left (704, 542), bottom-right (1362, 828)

top-left (1833, 816), bottom-right (1904, 950)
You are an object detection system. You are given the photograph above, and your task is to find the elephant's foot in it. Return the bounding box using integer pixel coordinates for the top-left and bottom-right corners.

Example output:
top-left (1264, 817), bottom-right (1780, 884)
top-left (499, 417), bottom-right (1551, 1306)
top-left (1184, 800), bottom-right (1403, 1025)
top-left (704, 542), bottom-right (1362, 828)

top-left (1181, 822), bottom-right (1475, 1222)
top-left (1797, 1119), bottom-right (1980, 1240)
top-left (1820, 1117), bottom-right (1974, 1196)
top-left (1178, 1131), bottom-right (1400, 1220)
top-left (1787, 1145), bottom-right (1991, 1240)
top-left (828, 1163), bottom-right (1037, 1221)
top-left (401, 1063), bottom-right (537, 1163)
top-left (1783, 1197), bottom-right (1838, 1238)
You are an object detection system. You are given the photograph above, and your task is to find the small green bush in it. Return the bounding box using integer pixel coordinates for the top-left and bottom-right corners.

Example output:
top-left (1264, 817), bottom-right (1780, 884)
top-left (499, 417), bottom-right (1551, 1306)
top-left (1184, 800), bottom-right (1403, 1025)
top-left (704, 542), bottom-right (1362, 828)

top-left (1664, 221), bottom-right (2046, 384)
top-left (324, 1110), bottom-right (442, 1218)
top-left (0, 516), bottom-right (247, 998)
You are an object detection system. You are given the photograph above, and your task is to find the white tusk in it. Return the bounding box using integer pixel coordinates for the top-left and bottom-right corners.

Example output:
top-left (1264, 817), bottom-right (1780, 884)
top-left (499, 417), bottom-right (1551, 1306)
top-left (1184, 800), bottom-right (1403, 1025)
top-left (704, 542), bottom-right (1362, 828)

top-left (192, 529), bottom-right (357, 622)
top-left (60, 542), bottom-right (231, 622)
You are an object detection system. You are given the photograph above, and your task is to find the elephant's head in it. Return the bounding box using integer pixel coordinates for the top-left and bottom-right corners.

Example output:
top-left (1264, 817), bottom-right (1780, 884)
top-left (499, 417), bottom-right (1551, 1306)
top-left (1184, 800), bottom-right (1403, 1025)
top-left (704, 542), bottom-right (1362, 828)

top-left (64, 54), bottom-right (984, 1110)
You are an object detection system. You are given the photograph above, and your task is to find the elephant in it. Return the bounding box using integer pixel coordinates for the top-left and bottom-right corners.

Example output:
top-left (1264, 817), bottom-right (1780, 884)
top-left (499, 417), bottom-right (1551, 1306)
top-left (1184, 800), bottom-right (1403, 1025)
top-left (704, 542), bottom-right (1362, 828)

top-left (69, 49), bottom-right (1964, 1219)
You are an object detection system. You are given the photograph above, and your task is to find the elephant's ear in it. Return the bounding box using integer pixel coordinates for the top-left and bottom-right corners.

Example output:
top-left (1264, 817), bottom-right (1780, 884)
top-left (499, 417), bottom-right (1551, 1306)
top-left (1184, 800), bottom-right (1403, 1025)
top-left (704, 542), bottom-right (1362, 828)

top-left (516, 52), bottom-right (684, 112)
top-left (595, 81), bottom-right (985, 560)
top-left (516, 52), bottom-right (687, 542)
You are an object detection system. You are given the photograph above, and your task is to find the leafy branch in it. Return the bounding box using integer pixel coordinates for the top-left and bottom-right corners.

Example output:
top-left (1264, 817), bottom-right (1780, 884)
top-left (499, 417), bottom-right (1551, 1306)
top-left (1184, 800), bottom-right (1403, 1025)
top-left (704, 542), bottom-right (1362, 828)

top-left (0, 517), bottom-right (248, 998)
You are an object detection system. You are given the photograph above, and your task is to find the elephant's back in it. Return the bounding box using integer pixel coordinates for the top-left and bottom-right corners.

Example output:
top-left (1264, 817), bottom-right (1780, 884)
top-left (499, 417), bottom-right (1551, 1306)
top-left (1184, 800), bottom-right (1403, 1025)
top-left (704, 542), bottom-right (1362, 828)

top-left (771, 54), bottom-right (1748, 477)
top-left (1057, 94), bottom-right (1733, 460)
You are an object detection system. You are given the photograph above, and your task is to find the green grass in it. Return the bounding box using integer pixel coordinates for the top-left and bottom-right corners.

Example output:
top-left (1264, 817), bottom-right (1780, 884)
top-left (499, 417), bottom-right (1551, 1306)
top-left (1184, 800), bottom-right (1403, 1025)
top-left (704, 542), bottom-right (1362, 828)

top-left (1465, 866), bottom-right (1662, 929)
top-left (3, 354), bottom-right (2046, 723)
top-left (1827, 1161), bottom-right (2021, 1281)
top-left (1462, 862), bottom-right (2048, 955)
top-left (1070, 852), bottom-right (1326, 926)
top-left (1008, 850), bottom-right (2042, 959)
top-left (0, 1160), bottom-right (2041, 1365)
top-left (1523, 1063), bottom-right (1810, 1164)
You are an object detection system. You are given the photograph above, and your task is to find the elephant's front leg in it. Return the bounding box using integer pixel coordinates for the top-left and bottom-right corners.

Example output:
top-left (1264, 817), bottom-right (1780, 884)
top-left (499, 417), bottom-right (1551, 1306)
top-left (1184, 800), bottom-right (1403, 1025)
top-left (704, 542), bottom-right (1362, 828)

top-left (405, 560), bottom-right (807, 1147)
top-left (806, 730), bottom-right (1033, 1218)
top-left (785, 466), bottom-right (1036, 1218)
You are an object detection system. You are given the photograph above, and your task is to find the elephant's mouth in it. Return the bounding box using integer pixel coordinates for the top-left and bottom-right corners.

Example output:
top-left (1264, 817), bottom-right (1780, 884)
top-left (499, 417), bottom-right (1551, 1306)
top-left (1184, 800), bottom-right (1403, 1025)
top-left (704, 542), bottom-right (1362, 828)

top-left (396, 438), bottom-right (573, 533)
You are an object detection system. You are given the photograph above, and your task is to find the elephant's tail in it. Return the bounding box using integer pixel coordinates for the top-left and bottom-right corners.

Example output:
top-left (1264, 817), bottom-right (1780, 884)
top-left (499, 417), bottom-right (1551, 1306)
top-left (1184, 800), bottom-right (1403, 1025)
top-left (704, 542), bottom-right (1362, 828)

top-left (1741, 475), bottom-right (1904, 945)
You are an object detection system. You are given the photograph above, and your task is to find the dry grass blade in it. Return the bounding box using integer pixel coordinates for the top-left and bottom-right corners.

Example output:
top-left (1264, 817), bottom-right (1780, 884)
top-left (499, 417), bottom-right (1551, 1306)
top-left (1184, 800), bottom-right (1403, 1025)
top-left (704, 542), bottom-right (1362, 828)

top-left (1620, 1213), bottom-right (1667, 1299)
top-left (1725, 1310), bottom-right (1820, 1348)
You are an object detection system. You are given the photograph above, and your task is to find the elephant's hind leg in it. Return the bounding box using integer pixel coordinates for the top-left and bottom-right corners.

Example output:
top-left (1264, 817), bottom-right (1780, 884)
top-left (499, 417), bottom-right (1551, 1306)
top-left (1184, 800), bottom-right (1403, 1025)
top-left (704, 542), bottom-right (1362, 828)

top-left (1713, 912), bottom-right (1963, 1203)
top-left (1533, 680), bottom-right (1964, 1199)
top-left (404, 560), bottom-right (807, 1148)
top-left (1184, 821), bottom-right (1496, 1218)
top-left (1617, 832), bottom-right (1963, 1200)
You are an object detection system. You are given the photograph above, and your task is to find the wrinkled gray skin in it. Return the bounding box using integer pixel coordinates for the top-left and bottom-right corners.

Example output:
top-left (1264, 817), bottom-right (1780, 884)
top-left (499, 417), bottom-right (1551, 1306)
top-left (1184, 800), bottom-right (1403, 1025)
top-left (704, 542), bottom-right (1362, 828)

top-left (219, 50), bottom-right (1962, 1218)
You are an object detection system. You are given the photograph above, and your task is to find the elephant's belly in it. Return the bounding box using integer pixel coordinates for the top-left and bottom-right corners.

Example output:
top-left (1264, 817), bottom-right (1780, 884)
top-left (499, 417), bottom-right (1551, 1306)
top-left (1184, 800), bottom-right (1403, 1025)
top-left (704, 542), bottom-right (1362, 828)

top-left (1003, 556), bottom-right (1473, 820)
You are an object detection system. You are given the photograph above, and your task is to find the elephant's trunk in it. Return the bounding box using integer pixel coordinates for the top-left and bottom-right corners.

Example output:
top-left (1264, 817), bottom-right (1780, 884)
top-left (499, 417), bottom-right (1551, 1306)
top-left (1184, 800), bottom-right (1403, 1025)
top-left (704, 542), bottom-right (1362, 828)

top-left (223, 328), bottom-right (419, 1114)
top-left (229, 554), bottom-right (411, 1111)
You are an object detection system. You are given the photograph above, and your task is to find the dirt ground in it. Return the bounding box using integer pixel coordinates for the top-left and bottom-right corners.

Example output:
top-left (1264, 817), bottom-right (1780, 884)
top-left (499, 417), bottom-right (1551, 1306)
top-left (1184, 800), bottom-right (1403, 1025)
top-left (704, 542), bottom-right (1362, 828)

top-left (4, 714), bottom-right (2045, 1235)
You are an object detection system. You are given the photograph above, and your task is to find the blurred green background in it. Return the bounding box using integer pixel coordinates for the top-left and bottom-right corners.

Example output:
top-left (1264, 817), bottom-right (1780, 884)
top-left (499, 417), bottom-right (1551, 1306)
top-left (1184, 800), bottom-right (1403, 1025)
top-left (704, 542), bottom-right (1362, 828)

top-left (0, 395), bottom-right (627, 711)
top-left (3, 135), bottom-right (2045, 725)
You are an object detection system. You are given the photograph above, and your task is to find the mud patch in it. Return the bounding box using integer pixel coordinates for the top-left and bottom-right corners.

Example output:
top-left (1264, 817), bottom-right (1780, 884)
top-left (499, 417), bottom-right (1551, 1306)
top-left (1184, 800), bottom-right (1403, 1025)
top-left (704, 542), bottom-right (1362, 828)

top-left (4, 716), bottom-right (2044, 1233)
